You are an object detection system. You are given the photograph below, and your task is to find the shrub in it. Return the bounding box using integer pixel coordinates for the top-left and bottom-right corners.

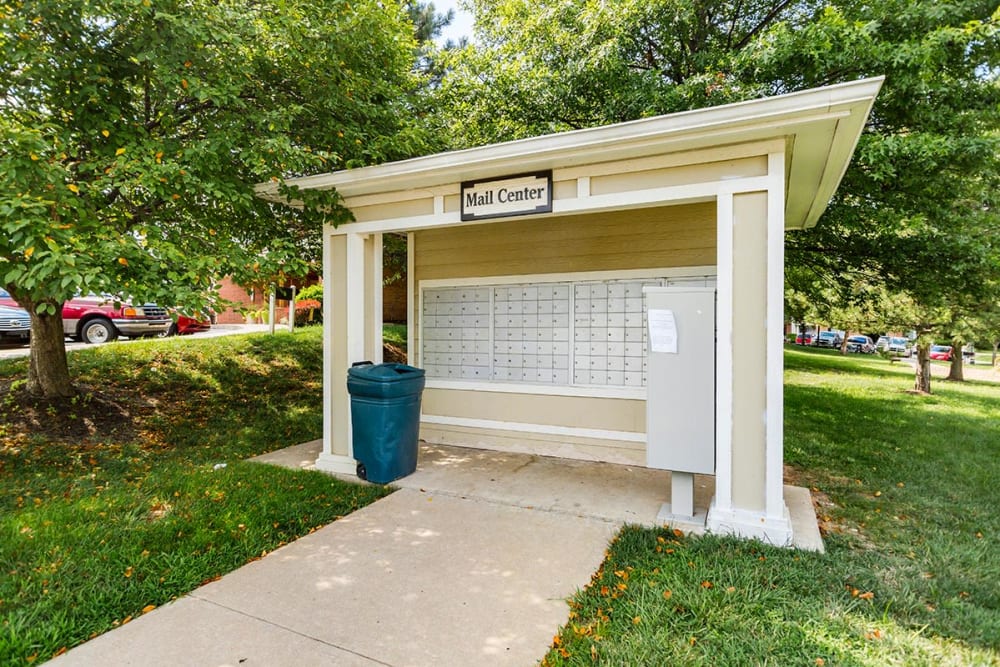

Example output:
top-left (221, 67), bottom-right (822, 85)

top-left (295, 299), bottom-right (322, 326)
top-left (296, 284), bottom-right (324, 304)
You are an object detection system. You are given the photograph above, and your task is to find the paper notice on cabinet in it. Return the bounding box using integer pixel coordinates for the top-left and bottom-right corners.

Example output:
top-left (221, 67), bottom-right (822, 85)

top-left (648, 309), bottom-right (678, 354)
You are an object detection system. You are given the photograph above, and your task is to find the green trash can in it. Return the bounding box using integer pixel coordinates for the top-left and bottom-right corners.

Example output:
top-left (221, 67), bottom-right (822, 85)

top-left (347, 362), bottom-right (426, 483)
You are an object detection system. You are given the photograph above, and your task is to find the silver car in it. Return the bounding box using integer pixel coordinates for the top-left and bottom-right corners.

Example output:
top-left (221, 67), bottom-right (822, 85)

top-left (0, 304), bottom-right (31, 342)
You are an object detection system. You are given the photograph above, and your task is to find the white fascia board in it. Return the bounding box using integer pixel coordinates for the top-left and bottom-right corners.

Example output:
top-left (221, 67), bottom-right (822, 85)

top-left (256, 77), bottom-right (882, 229)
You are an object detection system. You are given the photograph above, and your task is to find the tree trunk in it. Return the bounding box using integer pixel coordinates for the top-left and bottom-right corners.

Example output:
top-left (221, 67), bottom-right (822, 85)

top-left (993, 340), bottom-right (998, 367)
top-left (946, 338), bottom-right (964, 381)
top-left (27, 308), bottom-right (76, 398)
top-left (914, 342), bottom-right (932, 394)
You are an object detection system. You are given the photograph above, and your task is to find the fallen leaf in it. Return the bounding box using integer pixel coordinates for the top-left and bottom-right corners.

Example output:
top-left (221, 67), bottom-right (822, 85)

top-left (815, 659), bottom-right (825, 666)
top-left (701, 580), bottom-right (713, 589)
top-left (142, 604), bottom-right (156, 614)
top-left (115, 147), bottom-right (126, 156)
top-left (859, 591), bottom-right (874, 600)
top-left (662, 590), bottom-right (672, 600)
top-left (632, 616), bottom-right (641, 625)
top-left (101, 130), bottom-right (109, 137)
top-left (67, 184), bottom-right (79, 194)
top-left (124, 566), bottom-right (133, 578)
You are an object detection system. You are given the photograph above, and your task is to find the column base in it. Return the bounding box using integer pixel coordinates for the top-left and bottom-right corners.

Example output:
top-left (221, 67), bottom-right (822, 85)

top-left (706, 497), bottom-right (793, 547)
top-left (314, 452), bottom-right (359, 477)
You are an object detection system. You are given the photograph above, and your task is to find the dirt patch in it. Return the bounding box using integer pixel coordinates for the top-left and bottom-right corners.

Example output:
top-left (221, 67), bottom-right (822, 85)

top-left (0, 378), bottom-right (140, 445)
top-left (904, 360), bottom-right (999, 383)
top-left (383, 343), bottom-right (407, 364)
top-left (784, 464), bottom-right (874, 547)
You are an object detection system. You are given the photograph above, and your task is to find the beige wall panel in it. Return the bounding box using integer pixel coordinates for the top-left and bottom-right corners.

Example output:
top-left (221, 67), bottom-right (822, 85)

top-left (731, 191), bottom-right (768, 512)
top-left (352, 197), bottom-right (434, 223)
top-left (422, 389), bottom-right (646, 433)
top-left (552, 179), bottom-right (577, 200)
top-left (591, 157), bottom-right (767, 197)
top-left (329, 235), bottom-right (351, 457)
top-left (414, 203), bottom-right (715, 282)
top-left (420, 424), bottom-right (646, 466)
top-left (444, 194), bottom-right (460, 213)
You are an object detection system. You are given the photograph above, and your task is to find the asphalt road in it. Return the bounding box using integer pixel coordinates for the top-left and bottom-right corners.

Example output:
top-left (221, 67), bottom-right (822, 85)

top-left (0, 323), bottom-right (272, 360)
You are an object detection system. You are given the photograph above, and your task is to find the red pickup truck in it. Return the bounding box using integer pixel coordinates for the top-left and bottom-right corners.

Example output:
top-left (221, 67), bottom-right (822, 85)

top-left (0, 289), bottom-right (171, 344)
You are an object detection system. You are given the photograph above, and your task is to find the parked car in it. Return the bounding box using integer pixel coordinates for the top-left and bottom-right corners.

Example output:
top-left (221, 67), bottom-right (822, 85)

top-left (0, 289), bottom-right (171, 344)
top-left (0, 304), bottom-right (31, 342)
top-left (929, 345), bottom-right (953, 361)
top-left (845, 335), bottom-right (875, 353)
top-left (963, 344), bottom-right (976, 364)
top-left (159, 314), bottom-right (212, 337)
top-left (815, 330), bottom-right (844, 348)
top-left (795, 331), bottom-right (815, 345)
top-left (876, 335), bottom-right (912, 357)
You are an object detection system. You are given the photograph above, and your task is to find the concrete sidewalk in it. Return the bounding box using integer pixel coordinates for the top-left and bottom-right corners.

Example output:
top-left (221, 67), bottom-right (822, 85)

top-left (50, 442), bottom-right (821, 666)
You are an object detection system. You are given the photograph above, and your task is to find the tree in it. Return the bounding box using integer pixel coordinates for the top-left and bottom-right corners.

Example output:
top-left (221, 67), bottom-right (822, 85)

top-left (434, 0), bottom-right (1000, 393)
top-left (1, 0), bottom-right (431, 397)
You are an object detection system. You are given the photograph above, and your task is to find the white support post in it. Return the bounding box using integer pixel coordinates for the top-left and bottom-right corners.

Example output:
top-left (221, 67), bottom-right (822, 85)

top-left (712, 192), bottom-right (734, 515)
top-left (765, 151), bottom-right (791, 534)
top-left (315, 230), bottom-right (368, 476)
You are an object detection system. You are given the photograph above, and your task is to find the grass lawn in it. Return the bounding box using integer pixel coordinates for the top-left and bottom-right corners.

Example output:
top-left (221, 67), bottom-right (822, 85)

top-left (0, 327), bottom-right (391, 665)
top-left (543, 346), bottom-right (999, 666)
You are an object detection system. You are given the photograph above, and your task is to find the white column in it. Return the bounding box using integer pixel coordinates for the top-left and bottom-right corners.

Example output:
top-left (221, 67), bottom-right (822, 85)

top-left (765, 152), bottom-right (789, 526)
top-left (315, 231), bottom-right (368, 475)
top-left (713, 192), bottom-right (734, 514)
top-left (707, 173), bottom-right (792, 547)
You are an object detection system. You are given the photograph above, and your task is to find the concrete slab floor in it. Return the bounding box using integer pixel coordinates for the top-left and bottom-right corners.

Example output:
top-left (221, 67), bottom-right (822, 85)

top-left (252, 440), bottom-right (824, 552)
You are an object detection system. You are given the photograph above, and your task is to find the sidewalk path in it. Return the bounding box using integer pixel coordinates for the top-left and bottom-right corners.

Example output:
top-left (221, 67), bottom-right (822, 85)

top-left (48, 488), bottom-right (617, 666)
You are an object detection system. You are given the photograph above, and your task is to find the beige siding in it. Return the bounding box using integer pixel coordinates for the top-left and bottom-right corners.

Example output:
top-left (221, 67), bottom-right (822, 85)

top-left (414, 202), bottom-right (715, 282)
top-left (591, 157), bottom-right (768, 197)
top-left (352, 197), bottom-right (434, 223)
top-left (422, 389), bottom-right (645, 433)
top-left (730, 192), bottom-right (768, 511)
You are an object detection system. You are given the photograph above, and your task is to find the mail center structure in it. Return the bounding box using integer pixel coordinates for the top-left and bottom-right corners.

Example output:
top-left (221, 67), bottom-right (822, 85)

top-left (257, 78), bottom-right (882, 546)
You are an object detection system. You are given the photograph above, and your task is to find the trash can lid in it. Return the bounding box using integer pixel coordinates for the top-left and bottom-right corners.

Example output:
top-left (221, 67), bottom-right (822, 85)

top-left (347, 362), bottom-right (425, 382)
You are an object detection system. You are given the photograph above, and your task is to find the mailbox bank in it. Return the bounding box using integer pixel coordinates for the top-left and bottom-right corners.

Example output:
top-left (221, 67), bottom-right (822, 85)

top-left (258, 78), bottom-right (882, 546)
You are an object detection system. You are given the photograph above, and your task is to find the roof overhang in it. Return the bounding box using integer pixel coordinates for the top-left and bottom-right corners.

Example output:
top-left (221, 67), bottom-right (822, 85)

top-left (256, 77), bottom-right (882, 230)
